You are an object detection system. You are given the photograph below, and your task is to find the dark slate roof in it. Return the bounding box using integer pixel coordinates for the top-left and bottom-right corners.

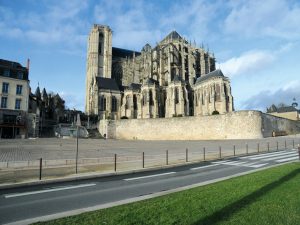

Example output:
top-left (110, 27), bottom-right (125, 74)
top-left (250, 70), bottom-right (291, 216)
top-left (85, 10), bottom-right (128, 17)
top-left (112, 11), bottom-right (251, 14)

top-left (277, 106), bottom-right (298, 113)
top-left (0, 59), bottom-right (29, 80)
top-left (127, 83), bottom-right (141, 90)
top-left (96, 77), bottom-right (120, 91)
top-left (196, 69), bottom-right (225, 83)
top-left (142, 44), bottom-right (151, 52)
top-left (162, 31), bottom-right (182, 42)
top-left (112, 47), bottom-right (141, 59)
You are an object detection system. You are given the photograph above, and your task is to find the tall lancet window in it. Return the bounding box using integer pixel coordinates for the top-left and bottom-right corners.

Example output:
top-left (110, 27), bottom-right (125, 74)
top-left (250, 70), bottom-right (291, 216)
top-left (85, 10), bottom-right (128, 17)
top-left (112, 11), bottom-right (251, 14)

top-left (111, 96), bottom-right (117, 112)
top-left (100, 95), bottom-right (106, 111)
top-left (175, 88), bottom-right (179, 104)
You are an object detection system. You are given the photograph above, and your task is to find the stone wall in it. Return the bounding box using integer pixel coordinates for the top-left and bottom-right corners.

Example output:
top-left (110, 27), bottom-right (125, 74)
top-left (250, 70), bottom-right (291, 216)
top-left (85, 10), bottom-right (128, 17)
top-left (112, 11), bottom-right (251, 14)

top-left (107, 110), bottom-right (300, 140)
top-left (262, 113), bottom-right (300, 137)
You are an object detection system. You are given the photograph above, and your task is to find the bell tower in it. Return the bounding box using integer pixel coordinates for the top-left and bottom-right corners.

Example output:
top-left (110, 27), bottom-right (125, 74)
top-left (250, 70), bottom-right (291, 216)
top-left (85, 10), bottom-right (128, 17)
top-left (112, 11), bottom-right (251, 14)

top-left (85, 24), bottom-right (112, 115)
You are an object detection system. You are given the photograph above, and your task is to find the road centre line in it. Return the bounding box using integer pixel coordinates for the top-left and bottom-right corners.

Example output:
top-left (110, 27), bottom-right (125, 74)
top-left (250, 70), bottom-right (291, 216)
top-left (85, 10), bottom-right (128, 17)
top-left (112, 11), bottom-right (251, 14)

top-left (190, 164), bottom-right (219, 170)
top-left (124, 172), bottom-right (176, 181)
top-left (4, 183), bottom-right (96, 199)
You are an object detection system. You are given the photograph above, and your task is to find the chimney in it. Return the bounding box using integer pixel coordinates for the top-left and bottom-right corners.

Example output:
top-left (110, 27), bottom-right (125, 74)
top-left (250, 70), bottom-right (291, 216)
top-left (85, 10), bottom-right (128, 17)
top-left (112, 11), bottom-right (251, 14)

top-left (26, 58), bottom-right (30, 71)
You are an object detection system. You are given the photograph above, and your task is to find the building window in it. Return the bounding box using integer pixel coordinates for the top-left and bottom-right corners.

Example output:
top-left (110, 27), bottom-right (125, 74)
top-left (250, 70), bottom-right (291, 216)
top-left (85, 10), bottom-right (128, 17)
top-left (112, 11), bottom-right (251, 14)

top-left (149, 90), bottom-right (154, 106)
top-left (3, 70), bottom-right (10, 77)
top-left (15, 99), bottom-right (21, 110)
top-left (16, 85), bottom-right (23, 95)
top-left (175, 88), bottom-right (179, 104)
top-left (215, 84), bottom-right (221, 101)
top-left (1, 97), bottom-right (8, 108)
top-left (2, 82), bottom-right (9, 93)
top-left (100, 95), bottom-right (106, 111)
top-left (111, 96), bottom-right (117, 112)
top-left (17, 72), bottom-right (23, 79)
top-left (133, 95), bottom-right (138, 110)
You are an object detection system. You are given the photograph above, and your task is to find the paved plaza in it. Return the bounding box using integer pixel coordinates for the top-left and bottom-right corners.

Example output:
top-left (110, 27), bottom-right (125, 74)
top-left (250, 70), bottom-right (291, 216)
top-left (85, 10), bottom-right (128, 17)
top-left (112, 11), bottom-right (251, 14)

top-left (0, 135), bottom-right (299, 162)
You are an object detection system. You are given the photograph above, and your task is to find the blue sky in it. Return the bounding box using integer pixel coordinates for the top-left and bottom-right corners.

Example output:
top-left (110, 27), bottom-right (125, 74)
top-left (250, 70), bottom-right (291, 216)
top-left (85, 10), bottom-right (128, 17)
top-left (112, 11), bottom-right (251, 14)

top-left (1, 0), bottom-right (299, 111)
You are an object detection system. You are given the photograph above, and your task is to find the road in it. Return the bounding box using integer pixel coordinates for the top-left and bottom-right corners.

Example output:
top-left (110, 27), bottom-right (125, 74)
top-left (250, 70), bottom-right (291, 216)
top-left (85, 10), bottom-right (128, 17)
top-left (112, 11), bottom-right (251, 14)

top-left (0, 148), bottom-right (299, 225)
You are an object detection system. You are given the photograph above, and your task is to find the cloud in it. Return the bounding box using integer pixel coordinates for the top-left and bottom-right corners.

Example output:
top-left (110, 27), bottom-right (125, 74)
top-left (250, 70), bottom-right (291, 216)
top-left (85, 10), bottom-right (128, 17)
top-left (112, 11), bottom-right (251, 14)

top-left (219, 42), bottom-right (296, 77)
top-left (59, 91), bottom-right (85, 111)
top-left (241, 80), bottom-right (300, 111)
top-left (0, 1), bottom-right (88, 53)
top-left (219, 50), bottom-right (275, 77)
top-left (224, 0), bottom-right (300, 40)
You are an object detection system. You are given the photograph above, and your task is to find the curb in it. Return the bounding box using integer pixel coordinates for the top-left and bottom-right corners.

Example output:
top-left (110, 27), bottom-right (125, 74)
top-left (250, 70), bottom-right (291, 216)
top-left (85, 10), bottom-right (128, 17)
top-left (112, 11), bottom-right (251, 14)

top-left (4, 160), bottom-right (299, 225)
top-left (0, 149), bottom-right (292, 190)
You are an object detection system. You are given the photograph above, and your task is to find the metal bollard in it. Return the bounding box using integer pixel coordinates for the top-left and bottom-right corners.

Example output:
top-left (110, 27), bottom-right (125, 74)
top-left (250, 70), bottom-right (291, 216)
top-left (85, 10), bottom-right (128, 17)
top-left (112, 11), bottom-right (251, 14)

top-left (298, 146), bottom-right (300, 160)
top-left (142, 152), bottom-right (145, 168)
top-left (219, 146), bottom-right (222, 159)
top-left (166, 150), bottom-right (169, 165)
top-left (285, 140), bottom-right (287, 149)
top-left (246, 143), bottom-right (248, 155)
top-left (186, 148), bottom-right (188, 162)
top-left (203, 147), bottom-right (206, 161)
top-left (39, 158), bottom-right (42, 180)
top-left (257, 143), bottom-right (260, 153)
top-left (114, 154), bottom-right (117, 172)
top-left (267, 142), bottom-right (270, 152)
top-left (277, 141), bottom-right (279, 150)
top-left (233, 145), bottom-right (236, 156)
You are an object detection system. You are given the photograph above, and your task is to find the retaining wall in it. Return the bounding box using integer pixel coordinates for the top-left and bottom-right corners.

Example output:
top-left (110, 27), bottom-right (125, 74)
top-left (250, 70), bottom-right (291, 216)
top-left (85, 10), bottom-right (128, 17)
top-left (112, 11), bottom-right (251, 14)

top-left (107, 111), bottom-right (300, 140)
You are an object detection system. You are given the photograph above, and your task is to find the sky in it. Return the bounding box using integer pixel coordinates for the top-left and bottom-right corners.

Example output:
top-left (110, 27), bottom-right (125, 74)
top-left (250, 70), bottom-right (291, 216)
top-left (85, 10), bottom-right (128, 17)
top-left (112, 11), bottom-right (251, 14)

top-left (0, 0), bottom-right (299, 112)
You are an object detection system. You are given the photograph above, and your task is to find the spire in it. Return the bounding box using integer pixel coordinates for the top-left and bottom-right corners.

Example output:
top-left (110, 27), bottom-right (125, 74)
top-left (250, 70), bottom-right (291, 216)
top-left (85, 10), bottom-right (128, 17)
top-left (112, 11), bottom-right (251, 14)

top-left (35, 86), bottom-right (41, 99)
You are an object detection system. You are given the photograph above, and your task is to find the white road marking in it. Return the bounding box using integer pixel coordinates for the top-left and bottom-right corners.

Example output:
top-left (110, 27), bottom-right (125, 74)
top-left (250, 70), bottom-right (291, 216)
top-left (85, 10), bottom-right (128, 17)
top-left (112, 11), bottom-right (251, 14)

top-left (276, 156), bottom-right (299, 163)
top-left (242, 151), bottom-right (295, 160)
top-left (249, 163), bottom-right (269, 168)
top-left (190, 164), bottom-right (219, 170)
top-left (4, 183), bottom-right (96, 199)
top-left (124, 172), bottom-right (176, 181)
top-left (261, 153), bottom-right (298, 161)
top-left (213, 161), bottom-right (269, 168)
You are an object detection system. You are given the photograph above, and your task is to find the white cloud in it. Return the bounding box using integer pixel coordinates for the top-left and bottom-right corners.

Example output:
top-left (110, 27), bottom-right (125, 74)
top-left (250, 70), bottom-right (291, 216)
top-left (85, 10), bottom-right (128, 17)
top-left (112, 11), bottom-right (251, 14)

top-left (241, 80), bottom-right (300, 110)
top-left (0, 1), bottom-right (88, 53)
top-left (224, 0), bottom-right (300, 40)
top-left (219, 50), bottom-right (275, 77)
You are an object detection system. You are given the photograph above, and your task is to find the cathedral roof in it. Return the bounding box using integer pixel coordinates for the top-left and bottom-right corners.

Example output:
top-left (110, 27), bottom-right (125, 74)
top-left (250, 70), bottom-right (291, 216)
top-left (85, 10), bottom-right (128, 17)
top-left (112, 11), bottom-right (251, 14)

top-left (96, 77), bottom-right (120, 91)
top-left (112, 47), bottom-right (141, 59)
top-left (195, 69), bottom-right (226, 84)
top-left (164, 31), bottom-right (182, 41)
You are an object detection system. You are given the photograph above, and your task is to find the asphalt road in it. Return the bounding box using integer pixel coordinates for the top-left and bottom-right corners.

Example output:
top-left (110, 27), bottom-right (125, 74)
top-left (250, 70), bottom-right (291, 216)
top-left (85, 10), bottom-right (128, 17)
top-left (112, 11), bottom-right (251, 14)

top-left (0, 148), bottom-right (298, 225)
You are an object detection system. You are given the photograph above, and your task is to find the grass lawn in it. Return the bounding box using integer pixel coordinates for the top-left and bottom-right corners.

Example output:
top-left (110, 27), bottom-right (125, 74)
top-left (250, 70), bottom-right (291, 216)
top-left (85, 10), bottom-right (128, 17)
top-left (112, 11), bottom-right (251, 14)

top-left (35, 162), bottom-right (300, 225)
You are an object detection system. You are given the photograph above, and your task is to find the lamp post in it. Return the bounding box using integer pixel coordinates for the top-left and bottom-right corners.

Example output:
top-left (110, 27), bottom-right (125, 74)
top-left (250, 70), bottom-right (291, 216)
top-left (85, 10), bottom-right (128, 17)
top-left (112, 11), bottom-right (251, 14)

top-left (75, 113), bottom-right (81, 174)
top-left (75, 125), bottom-right (79, 174)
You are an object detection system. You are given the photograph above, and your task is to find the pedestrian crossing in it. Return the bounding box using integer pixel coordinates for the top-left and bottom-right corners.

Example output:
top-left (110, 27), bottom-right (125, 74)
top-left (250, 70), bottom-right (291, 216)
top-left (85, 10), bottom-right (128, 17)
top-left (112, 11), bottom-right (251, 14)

top-left (212, 150), bottom-right (298, 169)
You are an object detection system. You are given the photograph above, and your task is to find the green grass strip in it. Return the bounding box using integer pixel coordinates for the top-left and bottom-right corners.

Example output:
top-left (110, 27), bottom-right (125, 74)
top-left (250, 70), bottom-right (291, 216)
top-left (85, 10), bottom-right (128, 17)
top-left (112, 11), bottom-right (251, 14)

top-left (35, 162), bottom-right (300, 225)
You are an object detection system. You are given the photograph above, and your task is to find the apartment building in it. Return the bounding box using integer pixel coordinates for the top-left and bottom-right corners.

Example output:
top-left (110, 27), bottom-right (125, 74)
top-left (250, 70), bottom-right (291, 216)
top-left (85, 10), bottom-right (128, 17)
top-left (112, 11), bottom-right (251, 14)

top-left (0, 59), bottom-right (30, 138)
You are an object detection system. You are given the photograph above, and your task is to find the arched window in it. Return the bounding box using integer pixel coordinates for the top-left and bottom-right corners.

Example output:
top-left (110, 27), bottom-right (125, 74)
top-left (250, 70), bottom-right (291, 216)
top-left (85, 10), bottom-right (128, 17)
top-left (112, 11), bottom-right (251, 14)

top-left (133, 95), bottom-right (138, 110)
top-left (175, 88), bottom-right (179, 104)
top-left (100, 95), bottom-right (106, 111)
top-left (149, 90), bottom-right (154, 106)
top-left (111, 96), bottom-right (117, 112)
top-left (215, 84), bottom-right (221, 101)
